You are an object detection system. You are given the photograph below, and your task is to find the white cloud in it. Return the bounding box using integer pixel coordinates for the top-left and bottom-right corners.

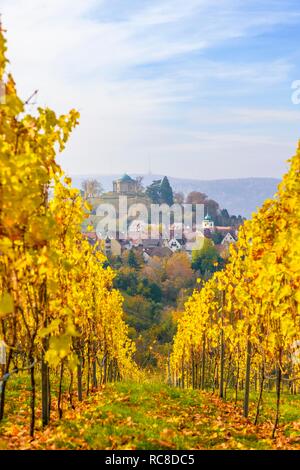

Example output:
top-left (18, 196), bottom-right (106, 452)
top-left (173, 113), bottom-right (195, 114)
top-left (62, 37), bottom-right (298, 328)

top-left (1, 0), bottom-right (299, 179)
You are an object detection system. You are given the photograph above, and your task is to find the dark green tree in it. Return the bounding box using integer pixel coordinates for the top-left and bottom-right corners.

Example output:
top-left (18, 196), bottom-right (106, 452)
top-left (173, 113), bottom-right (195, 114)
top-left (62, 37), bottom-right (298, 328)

top-left (114, 268), bottom-right (138, 294)
top-left (146, 177), bottom-right (174, 205)
top-left (192, 238), bottom-right (225, 277)
top-left (127, 250), bottom-right (140, 269)
top-left (211, 231), bottom-right (224, 245)
top-left (160, 176), bottom-right (174, 205)
top-left (145, 179), bottom-right (161, 203)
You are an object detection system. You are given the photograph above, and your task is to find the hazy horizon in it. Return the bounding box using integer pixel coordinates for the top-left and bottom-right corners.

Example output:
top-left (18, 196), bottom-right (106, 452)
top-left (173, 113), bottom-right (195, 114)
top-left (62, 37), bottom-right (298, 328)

top-left (69, 172), bottom-right (281, 181)
top-left (70, 173), bottom-right (281, 217)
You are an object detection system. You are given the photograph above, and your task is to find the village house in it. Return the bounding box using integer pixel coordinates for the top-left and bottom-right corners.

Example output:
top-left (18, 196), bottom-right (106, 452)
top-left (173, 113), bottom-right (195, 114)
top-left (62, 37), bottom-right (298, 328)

top-left (143, 246), bottom-right (173, 262)
top-left (202, 213), bottom-right (214, 230)
top-left (104, 237), bottom-right (122, 257)
top-left (221, 232), bottom-right (237, 245)
top-left (167, 238), bottom-right (185, 252)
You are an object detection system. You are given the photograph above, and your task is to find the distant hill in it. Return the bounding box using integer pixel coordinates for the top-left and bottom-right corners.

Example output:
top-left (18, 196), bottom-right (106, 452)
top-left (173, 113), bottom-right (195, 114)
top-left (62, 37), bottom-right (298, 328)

top-left (71, 174), bottom-right (280, 219)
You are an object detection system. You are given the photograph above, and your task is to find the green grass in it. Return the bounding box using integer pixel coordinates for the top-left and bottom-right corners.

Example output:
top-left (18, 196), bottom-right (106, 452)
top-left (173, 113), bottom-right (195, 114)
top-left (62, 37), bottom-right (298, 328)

top-left (1, 376), bottom-right (300, 449)
top-left (78, 382), bottom-right (204, 450)
top-left (225, 387), bottom-right (300, 427)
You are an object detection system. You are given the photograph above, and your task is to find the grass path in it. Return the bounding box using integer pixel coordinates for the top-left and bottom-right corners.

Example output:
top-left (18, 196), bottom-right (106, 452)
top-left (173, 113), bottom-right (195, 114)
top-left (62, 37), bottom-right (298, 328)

top-left (1, 380), bottom-right (300, 450)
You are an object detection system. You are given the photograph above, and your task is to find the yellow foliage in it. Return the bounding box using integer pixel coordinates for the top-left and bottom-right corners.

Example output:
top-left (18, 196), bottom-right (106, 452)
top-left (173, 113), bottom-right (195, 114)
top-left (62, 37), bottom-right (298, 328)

top-left (0, 27), bottom-right (138, 383)
top-left (171, 141), bottom-right (300, 390)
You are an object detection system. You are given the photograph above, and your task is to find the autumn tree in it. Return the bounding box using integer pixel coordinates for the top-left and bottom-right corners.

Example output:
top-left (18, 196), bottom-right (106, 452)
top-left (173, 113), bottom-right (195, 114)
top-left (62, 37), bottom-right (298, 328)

top-left (0, 26), bottom-right (138, 437)
top-left (186, 191), bottom-right (208, 205)
top-left (135, 176), bottom-right (144, 193)
top-left (81, 179), bottom-right (103, 198)
top-left (170, 141), bottom-right (300, 436)
top-left (174, 191), bottom-right (185, 204)
top-left (165, 252), bottom-right (194, 288)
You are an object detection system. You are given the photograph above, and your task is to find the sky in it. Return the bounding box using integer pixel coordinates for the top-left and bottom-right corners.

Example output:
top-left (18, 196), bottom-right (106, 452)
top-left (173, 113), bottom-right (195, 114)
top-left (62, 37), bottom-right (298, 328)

top-left (1, 0), bottom-right (300, 179)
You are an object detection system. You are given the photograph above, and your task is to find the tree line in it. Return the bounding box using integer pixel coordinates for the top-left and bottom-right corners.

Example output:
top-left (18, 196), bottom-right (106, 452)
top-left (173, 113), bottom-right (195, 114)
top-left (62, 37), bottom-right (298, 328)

top-left (170, 142), bottom-right (300, 437)
top-left (0, 29), bottom-right (138, 437)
